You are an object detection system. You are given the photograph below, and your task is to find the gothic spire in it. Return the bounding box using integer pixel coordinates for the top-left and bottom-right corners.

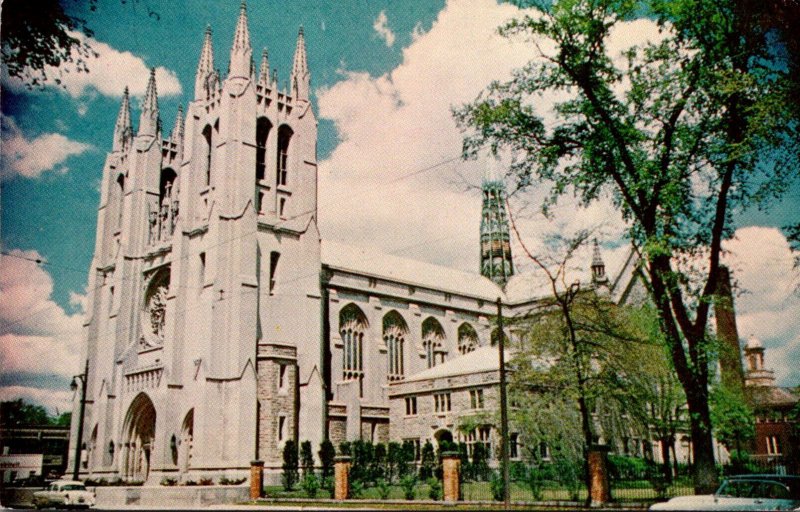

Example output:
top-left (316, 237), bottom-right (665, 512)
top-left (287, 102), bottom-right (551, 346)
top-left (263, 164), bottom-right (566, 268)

top-left (590, 239), bottom-right (608, 285)
top-left (290, 26), bottom-right (310, 100)
top-left (170, 104), bottom-right (184, 144)
top-left (113, 86), bottom-right (132, 151)
top-left (138, 68), bottom-right (160, 137)
top-left (480, 158), bottom-right (514, 287)
top-left (258, 48), bottom-right (270, 87)
top-left (195, 25), bottom-right (215, 100)
top-left (228, 0), bottom-right (252, 79)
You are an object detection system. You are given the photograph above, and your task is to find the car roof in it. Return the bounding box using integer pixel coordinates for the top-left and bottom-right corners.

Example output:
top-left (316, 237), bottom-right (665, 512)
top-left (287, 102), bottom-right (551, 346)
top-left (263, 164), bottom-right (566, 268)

top-left (52, 480), bottom-right (85, 485)
top-left (726, 475), bottom-right (800, 483)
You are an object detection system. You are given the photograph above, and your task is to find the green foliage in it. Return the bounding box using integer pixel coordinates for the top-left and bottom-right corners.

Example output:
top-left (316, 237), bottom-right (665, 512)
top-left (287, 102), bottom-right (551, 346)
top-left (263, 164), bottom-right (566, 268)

top-left (709, 386), bottom-right (755, 451)
top-left (427, 477), bottom-right (443, 501)
top-left (318, 439), bottom-right (336, 484)
top-left (490, 471), bottom-right (505, 501)
top-left (281, 440), bottom-right (299, 491)
top-left (373, 442), bottom-right (387, 481)
top-left (387, 442), bottom-right (404, 482)
top-left (400, 474), bottom-right (417, 500)
top-left (376, 478), bottom-right (391, 500)
top-left (1, 399), bottom-right (54, 426)
top-left (524, 465), bottom-right (544, 501)
top-left (300, 440), bottom-right (314, 477)
top-left (470, 442), bottom-right (491, 482)
top-left (349, 479), bottom-right (364, 499)
top-left (419, 440), bottom-right (436, 480)
top-left (160, 477), bottom-right (177, 486)
top-left (338, 441), bottom-right (351, 456)
top-left (300, 473), bottom-right (319, 498)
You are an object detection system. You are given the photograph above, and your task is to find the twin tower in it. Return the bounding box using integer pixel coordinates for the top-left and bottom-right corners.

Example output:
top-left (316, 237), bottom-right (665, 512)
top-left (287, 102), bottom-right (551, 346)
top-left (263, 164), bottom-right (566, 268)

top-left (72, 2), bottom-right (324, 484)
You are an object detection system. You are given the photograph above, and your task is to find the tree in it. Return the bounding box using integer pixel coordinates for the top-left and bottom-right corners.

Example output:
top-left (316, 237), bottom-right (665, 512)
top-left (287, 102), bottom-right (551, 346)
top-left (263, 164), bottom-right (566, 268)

top-left (300, 440), bottom-right (315, 478)
top-left (318, 439), bottom-right (336, 485)
top-left (419, 440), bottom-right (436, 480)
top-left (709, 386), bottom-right (755, 467)
top-left (1, 399), bottom-right (54, 426)
top-left (1, 0), bottom-right (97, 87)
top-left (281, 440), bottom-right (299, 491)
top-left (456, 0), bottom-right (799, 491)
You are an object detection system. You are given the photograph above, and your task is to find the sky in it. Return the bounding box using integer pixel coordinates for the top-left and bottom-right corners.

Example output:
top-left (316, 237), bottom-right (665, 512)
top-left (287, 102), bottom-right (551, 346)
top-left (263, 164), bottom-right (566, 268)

top-left (1, 0), bottom-right (798, 414)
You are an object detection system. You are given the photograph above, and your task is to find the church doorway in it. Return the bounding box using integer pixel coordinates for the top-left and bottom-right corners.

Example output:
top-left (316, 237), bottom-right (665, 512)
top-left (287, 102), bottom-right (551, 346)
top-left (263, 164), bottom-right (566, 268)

top-left (121, 393), bottom-right (156, 482)
top-left (434, 429), bottom-right (454, 450)
top-left (179, 409), bottom-right (194, 473)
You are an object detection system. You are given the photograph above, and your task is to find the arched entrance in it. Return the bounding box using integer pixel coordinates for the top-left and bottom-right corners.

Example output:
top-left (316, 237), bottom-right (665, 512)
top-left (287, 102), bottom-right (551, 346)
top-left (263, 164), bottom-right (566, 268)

top-left (434, 429), bottom-right (454, 450)
top-left (179, 409), bottom-right (194, 473)
top-left (121, 393), bottom-right (156, 482)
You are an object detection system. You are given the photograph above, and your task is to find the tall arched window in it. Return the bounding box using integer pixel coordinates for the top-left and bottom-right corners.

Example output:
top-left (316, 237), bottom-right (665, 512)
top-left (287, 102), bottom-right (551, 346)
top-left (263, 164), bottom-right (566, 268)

top-left (422, 317), bottom-right (446, 369)
top-left (383, 311), bottom-right (408, 381)
top-left (255, 117), bottom-right (272, 182)
top-left (339, 304), bottom-right (368, 393)
top-left (159, 168), bottom-right (177, 206)
top-left (202, 124), bottom-right (213, 186)
top-left (115, 174), bottom-right (125, 230)
top-left (276, 125), bottom-right (293, 187)
top-left (458, 323), bottom-right (478, 354)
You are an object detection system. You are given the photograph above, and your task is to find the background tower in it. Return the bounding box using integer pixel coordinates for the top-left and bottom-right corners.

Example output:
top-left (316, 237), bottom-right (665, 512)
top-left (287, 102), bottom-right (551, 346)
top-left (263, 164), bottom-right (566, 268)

top-left (480, 159), bottom-right (514, 287)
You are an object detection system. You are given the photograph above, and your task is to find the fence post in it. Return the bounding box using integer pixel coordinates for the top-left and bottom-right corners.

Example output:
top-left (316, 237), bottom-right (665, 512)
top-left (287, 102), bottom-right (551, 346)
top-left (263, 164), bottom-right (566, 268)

top-left (588, 445), bottom-right (611, 505)
top-left (249, 460), bottom-right (264, 500)
top-left (334, 455), bottom-right (352, 500)
top-left (441, 451), bottom-right (461, 502)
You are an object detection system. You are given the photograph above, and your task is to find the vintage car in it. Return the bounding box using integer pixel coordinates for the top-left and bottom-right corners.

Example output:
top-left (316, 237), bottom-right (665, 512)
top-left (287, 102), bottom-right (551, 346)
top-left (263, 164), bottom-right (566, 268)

top-left (31, 480), bottom-right (95, 509)
top-left (650, 475), bottom-right (800, 511)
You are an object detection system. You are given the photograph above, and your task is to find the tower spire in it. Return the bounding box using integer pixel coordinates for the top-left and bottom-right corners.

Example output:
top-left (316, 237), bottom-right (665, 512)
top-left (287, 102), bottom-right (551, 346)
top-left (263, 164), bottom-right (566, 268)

top-left (480, 158), bottom-right (514, 287)
top-left (290, 26), bottom-right (310, 100)
top-left (228, 0), bottom-right (252, 79)
top-left (138, 68), bottom-right (160, 137)
top-left (258, 48), bottom-right (270, 87)
top-left (591, 239), bottom-right (608, 285)
top-left (195, 24), bottom-right (215, 100)
top-left (113, 86), bottom-right (132, 151)
top-left (171, 104), bottom-right (184, 144)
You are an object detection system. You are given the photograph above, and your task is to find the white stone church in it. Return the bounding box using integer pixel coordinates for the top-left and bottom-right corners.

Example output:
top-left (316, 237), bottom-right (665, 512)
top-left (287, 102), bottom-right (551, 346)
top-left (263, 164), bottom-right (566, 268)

top-left (69, 3), bottom-right (654, 484)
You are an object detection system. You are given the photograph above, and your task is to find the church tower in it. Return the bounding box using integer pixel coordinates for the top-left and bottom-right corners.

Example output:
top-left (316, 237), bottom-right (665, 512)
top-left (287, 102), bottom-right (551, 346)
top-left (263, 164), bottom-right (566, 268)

top-left (480, 159), bottom-right (514, 287)
top-left (72, 2), bottom-right (322, 484)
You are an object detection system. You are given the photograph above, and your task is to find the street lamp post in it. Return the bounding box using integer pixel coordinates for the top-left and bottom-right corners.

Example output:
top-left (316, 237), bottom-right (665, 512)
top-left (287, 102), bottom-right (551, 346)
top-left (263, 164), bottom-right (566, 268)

top-left (71, 359), bottom-right (89, 481)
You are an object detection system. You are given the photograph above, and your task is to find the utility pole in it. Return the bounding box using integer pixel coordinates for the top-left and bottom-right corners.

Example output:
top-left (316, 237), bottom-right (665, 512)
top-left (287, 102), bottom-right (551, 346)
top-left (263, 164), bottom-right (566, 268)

top-left (496, 298), bottom-right (510, 506)
top-left (71, 359), bottom-right (89, 481)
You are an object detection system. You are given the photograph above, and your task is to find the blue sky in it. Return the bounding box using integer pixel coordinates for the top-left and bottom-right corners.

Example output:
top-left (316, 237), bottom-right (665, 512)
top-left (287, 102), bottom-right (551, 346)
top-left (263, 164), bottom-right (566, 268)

top-left (1, 0), bottom-right (798, 412)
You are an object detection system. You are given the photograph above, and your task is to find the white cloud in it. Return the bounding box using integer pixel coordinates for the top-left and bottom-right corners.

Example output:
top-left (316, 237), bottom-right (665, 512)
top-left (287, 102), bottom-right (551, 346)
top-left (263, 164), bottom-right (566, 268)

top-left (0, 114), bottom-right (93, 181)
top-left (722, 226), bottom-right (800, 386)
top-left (373, 10), bottom-right (396, 47)
top-left (1, 31), bottom-right (181, 99)
top-left (0, 249), bottom-right (86, 413)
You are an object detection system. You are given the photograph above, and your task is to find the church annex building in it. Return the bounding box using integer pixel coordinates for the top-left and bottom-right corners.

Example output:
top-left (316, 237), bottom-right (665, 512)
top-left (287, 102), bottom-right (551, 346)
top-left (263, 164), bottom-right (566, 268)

top-left (68, 3), bottom-right (746, 484)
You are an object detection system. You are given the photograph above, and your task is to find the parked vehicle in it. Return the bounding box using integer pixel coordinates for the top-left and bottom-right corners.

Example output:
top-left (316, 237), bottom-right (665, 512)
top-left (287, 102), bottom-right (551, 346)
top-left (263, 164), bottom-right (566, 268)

top-left (32, 480), bottom-right (95, 509)
top-left (650, 475), bottom-right (800, 511)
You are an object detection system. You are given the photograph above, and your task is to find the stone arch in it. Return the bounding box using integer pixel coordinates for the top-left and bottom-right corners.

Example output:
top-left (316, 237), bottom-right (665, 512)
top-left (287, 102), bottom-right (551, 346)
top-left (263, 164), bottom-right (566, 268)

top-left (140, 267), bottom-right (170, 349)
top-left (339, 303), bottom-right (368, 387)
top-left (159, 168), bottom-right (177, 206)
top-left (121, 392), bottom-right (156, 482)
top-left (383, 310), bottom-right (408, 381)
top-left (434, 428), bottom-right (454, 450)
top-left (114, 173), bottom-right (125, 230)
top-left (179, 409), bottom-right (194, 473)
top-left (202, 123), bottom-right (213, 186)
top-left (421, 317), bottom-right (446, 368)
top-left (457, 322), bottom-right (478, 355)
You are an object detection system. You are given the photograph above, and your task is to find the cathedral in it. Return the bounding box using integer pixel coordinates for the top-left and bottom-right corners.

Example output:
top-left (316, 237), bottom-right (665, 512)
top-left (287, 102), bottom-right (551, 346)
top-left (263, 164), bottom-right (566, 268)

top-left (69, 3), bottom-right (647, 484)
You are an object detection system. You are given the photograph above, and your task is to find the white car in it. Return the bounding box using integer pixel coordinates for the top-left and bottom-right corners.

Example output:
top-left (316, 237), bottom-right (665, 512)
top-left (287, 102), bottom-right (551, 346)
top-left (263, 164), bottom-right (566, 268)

top-left (650, 475), bottom-right (800, 511)
top-left (32, 480), bottom-right (95, 509)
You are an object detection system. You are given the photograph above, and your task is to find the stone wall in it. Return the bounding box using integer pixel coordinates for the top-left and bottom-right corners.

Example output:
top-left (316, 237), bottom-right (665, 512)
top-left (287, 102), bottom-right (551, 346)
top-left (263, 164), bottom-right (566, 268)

top-left (257, 343), bottom-right (298, 467)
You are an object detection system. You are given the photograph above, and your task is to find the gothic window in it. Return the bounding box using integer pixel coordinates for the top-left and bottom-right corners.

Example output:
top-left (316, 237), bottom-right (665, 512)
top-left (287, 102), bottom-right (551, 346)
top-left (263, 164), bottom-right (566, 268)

top-left (139, 267), bottom-right (170, 349)
top-left (276, 125), bottom-right (293, 187)
top-left (202, 124), bottom-right (213, 186)
top-left (255, 117), bottom-right (272, 182)
top-left (198, 252), bottom-right (206, 292)
top-left (269, 251), bottom-right (280, 294)
top-left (115, 174), bottom-right (125, 230)
top-left (457, 323), bottom-right (478, 354)
top-left (421, 317), bottom-right (446, 369)
top-left (383, 311), bottom-right (408, 381)
top-left (155, 168), bottom-right (178, 242)
top-left (470, 389), bottom-right (484, 409)
top-left (339, 304), bottom-right (368, 388)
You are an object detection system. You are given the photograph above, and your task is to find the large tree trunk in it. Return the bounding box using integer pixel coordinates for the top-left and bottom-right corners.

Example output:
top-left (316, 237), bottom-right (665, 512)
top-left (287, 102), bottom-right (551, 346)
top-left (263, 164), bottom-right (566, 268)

top-left (660, 436), bottom-right (673, 483)
top-left (686, 382), bottom-right (717, 493)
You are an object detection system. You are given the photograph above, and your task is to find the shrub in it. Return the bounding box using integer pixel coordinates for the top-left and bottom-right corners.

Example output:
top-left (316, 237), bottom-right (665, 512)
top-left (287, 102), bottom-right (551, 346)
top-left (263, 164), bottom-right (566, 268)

top-left (300, 473), bottom-right (319, 498)
top-left (184, 480), bottom-right (197, 486)
top-left (282, 440), bottom-right (299, 491)
top-left (471, 442), bottom-right (490, 481)
top-left (427, 477), bottom-right (442, 501)
top-left (350, 479), bottom-right (364, 499)
top-left (318, 439), bottom-right (336, 484)
top-left (419, 440), bottom-right (435, 480)
top-left (219, 476), bottom-right (246, 485)
top-left (376, 478), bottom-right (391, 500)
top-left (490, 471), bottom-right (505, 501)
top-left (387, 442), bottom-right (402, 482)
top-left (525, 465), bottom-right (544, 501)
top-left (199, 477), bottom-right (213, 486)
top-left (300, 440), bottom-right (315, 477)
top-left (374, 443), bottom-right (387, 481)
top-left (400, 474), bottom-right (417, 500)
top-left (160, 477), bottom-right (177, 486)
top-left (338, 441), bottom-right (351, 456)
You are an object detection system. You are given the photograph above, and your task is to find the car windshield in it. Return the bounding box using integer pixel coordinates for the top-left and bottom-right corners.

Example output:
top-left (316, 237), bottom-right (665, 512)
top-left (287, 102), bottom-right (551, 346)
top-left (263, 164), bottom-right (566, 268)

top-left (60, 484), bottom-right (86, 491)
top-left (717, 479), bottom-right (797, 500)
